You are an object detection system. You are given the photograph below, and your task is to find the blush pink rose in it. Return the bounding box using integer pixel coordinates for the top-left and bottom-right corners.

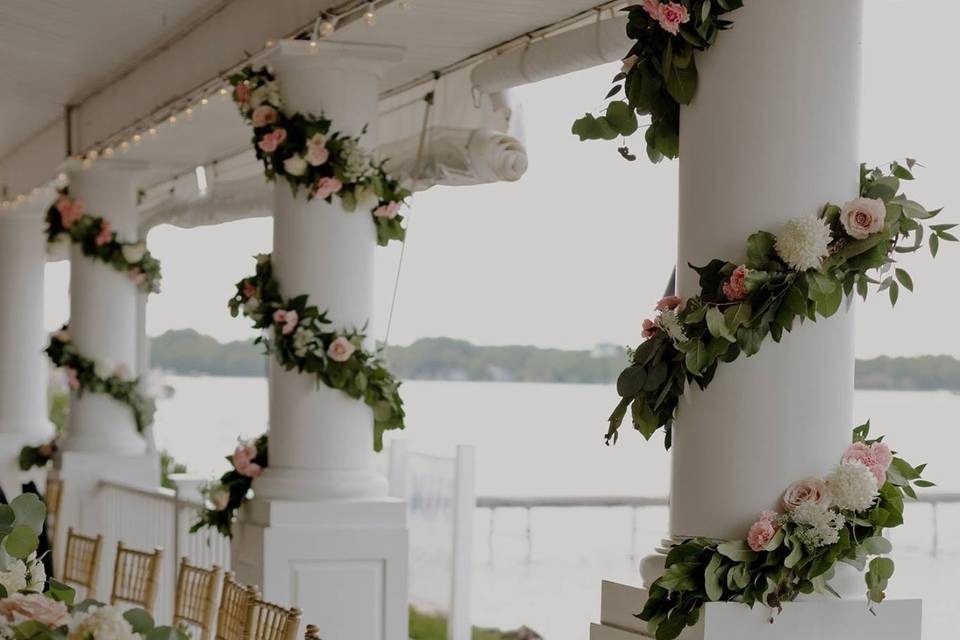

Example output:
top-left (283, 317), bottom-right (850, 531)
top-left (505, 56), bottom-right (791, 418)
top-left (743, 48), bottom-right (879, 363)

top-left (747, 510), bottom-right (780, 552)
top-left (65, 367), bottom-right (80, 391)
top-left (782, 478), bottom-right (831, 512)
top-left (373, 202), bottom-right (401, 219)
top-left (305, 134), bottom-right (330, 166)
top-left (235, 82), bottom-right (251, 105)
top-left (242, 281), bottom-right (257, 299)
top-left (128, 268), bottom-right (146, 286)
top-left (327, 336), bottom-right (356, 363)
top-left (272, 309), bottom-right (299, 335)
top-left (843, 441), bottom-right (892, 487)
top-left (642, 0), bottom-right (660, 19)
top-left (235, 458), bottom-right (262, 478)
top-left (657, 2), bottom-right (690, 35)
top-left (840, 197), bottom-right (885, 240)
top-left (257, 128), bottom-right (287, 153)
top-left (313, 177), bottom-right (343, 200)
top-left (655, 295), bottom-right (682, 311)
top-left (870, 442), bottom-right (893, 470)
top-left (722, 265), bottom-right (750, 301)
top-left (0, 593), bottom-right (71, 627)
top-left (233, 442), bottom-right (256, 466)
top-left (251, 105), bottom-right (278, 127)
top-left (641, 318), bottom-right (658, 338)
top-left (58, 199), bottom-right (85, 228)
top-left (94, 221), bottom-right (112, 247)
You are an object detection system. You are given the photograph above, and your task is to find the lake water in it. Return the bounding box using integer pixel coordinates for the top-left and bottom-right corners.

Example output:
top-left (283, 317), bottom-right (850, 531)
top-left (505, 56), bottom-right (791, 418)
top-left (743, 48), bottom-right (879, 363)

top-left (153, 377), bottom-right (960, 639)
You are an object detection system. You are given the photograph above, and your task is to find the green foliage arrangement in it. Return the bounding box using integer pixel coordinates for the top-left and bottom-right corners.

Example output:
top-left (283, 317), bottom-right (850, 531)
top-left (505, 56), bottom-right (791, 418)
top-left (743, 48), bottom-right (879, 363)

top-left (46, 191), bottom-right (161, 293)
top-left (640, 424), bottom-right (931, 640)
top-left (45, 326), bottom-right (156, 434)
top-left (572, 0), bottom-right (743, 162)
top-left (191, 434), bottom-right (267, 538)
top-left (606, 162), bottom-right (956, 448)
top-left (230, 255), bottom-right (405, 449)
top-left (229, 65), bottom-right (409, 246)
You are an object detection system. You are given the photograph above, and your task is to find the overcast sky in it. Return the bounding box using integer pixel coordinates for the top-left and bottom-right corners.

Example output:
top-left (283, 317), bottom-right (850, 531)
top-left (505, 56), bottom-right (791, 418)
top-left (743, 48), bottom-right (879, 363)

top-left (43, 0), bottom-right (960, 358)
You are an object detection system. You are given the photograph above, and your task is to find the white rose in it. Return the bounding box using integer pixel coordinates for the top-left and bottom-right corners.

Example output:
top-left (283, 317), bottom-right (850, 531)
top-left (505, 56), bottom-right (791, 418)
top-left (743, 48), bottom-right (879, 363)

top-left (94, 359), bottom-right (116, 380)
top-left (355, 187), bottom-right (380, 209)
top-left (121, 242), bottom-right (146, 264)
top-left (283, 155), bottom-right (308, 177)
top-left (840, 197), bottom-right (886, 240)
top-left (0, 560), bottom-right (28, 594)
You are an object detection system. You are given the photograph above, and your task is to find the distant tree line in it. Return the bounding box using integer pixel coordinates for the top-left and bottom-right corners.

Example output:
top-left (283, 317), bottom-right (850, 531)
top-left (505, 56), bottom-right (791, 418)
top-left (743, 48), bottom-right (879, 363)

top-left (149, 330), bottom-right (960, 392)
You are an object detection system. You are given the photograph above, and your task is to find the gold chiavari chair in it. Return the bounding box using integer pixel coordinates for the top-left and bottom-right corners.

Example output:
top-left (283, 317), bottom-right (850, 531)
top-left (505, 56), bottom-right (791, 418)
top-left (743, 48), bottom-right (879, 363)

top-left (174, 558), bottom-right (222, 640)
top-left (245, 592), bottom-right (301, 640)
top-left (110, 543), bottom-right (163, 614)
top-left (62, 528), bottom-right (103, 599)
top-left (45, 478), bottom-right (63, 549)
top-left (303, 624), bottom-right (322, 640)
top-left (215, 572), bottom-right (256, 640)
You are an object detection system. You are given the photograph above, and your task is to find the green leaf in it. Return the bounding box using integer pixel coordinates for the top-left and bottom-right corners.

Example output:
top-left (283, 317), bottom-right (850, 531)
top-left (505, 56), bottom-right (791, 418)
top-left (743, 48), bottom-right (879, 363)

top-left (46, 579), bottom-right (76, 605)
top-left (124, 609), bottom-right (156, 634)
top-left (616, 366), bottom-right (647, 397)
top-left (571, 113), bottom-right (618, 141)
top-left (861, 536), bottom-right (892, 555)
top-left (888, 280), bottom-right (899, 306)
top-left (870, 556), bottom-right (895, 580)
top-left (605, 101), bottom-right (638, 136)
top-left (664, 58), bottom-right (698, 105)
top-left (706, 307), bottom-right (735, 342)
top-left (684, 339), bottom-right (709, 376)
top-left (929, 233), bottom-right (939, 257)
top-left (659, 562), bottom-right (698, 592)
top-left (146, 627), bottom-right (191, 640)
top-left (894, 268), bottom-right (913, 292)
top-left (717, 540), bottom-right (757, 562)
top-left (10, 493), bottom-right (45, 533)
top-left (784, 538), bottom-right (803, 568)
top-left (4, 525), bottom-right (38, 560)
top-left (746, 231), bottom-right (776, 269)
top-left (704, 553), bottom-right (724, 601)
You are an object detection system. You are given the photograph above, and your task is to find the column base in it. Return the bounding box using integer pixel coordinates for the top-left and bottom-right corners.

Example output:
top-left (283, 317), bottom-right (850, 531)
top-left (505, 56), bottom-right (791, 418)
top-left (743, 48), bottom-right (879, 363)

top-left (232, 497), bottom-right (408, 640)
top-left (592, 581), bottom-right (921, 640)
top-left (253, 466), bottom-right (388, 501)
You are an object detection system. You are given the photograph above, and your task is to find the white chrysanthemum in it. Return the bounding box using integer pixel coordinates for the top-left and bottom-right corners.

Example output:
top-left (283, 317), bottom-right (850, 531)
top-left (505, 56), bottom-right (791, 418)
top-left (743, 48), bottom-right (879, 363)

top-left (0, 560), bottom-right (28, 594)
top-left (658, 310), bottom-right (687, 343)
top-left (790, 501), bottom-right (845, 549)
top-left (775, 217), bottom-right (832, 271)
top-left (827, 459), bottom-right (879, 512)
top-left (340, 139), bottom-right (375, 182)
top-left (292, 326), bottom-right (314, 358)
top-left (93, 358), bottom-right (116, 380)
top-left (69, 606), bottom-right (137, 640)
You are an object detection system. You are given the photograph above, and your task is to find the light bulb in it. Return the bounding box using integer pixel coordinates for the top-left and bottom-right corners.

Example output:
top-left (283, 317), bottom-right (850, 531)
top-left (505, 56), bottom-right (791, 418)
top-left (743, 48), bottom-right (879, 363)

top-left (363, 2), bottom-right (376, 25)
top-left (148, 127), bottom-right (158, 136)
top-left (87, 150), bottom-right (99, 160)
top-left (103, 147), bottom-right (114, 157)
top-left (265, 40), bottom-right (276, 48)
top-left (185, 107), bottom-right (194, 116)
top-left (201, 97), bottom-right (209, 106)
top-left (319, 18), bottom-right (336, 36)
top-left (120, 141), bottom-right (130, 150)
top-left (133, 133), bottom-right (143, 143)
top-left (309, 40), bottom-right (318, 51)
top-left (168, 115), bottom-right (177, 124)
top-left (219, 87), bottom-right (228, 96)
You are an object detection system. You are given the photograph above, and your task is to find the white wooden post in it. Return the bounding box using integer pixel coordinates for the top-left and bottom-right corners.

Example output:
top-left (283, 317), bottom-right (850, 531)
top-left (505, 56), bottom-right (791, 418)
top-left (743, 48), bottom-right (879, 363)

top-left (448, 445), bottom-right (475, 640)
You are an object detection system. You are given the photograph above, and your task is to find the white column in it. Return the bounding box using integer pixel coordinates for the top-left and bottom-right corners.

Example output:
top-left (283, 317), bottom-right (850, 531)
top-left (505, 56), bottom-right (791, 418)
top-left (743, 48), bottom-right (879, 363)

top-left (232, 41), bottom-right (408, 640)
top-left (253, 41), bottom-right (398, 501)
top-left (0, 205), bottom-right (54, 492)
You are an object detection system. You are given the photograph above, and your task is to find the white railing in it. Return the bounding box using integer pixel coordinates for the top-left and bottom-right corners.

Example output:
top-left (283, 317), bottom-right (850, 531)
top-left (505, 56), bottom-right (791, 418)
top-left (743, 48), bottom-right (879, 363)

top-left (97, 478), bottom-right (232, 622)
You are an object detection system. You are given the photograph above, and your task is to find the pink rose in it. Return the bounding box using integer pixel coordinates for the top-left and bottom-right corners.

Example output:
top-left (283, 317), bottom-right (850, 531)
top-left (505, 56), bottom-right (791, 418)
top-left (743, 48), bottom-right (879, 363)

top-left (65, 367), bottom-right (80, 391)
top-left (272, 309), bottom-right (299, 336)
top-left (0, 593), bottom-right (71, 627)
top-left (655, 295), bottom-right (682, 311)
top-left (252, 105), bottom-right (278, 128)
top-left (242, 281), bottom-right (257, 299)
top-left (313, 177), bottom-right (343, 200)
top-left (722, 265), bottom-right (750, 301)
top-left (840, 197), bottom-right (885, 240)
top-left (257, 128), bottom-right (287, 153)
top-left (58, 199), bottom-right (85, 228)
top-left (235, 458), bottom-right (262, 478)
top-left (235, 82), bottom-right (251, 105)
top-left (641, 318), bottom-right (658, 338)
top-left (747, 510), bottom-right (780, 552)
top-left (94, 221), bottom-right (112, 247)
top-left (642, 0), bottom-right (660, 19)
top-left (843, 441), bottom-right (892, 487)
top-left (128, 268), bottom-right (146, 286)
top-left (782, 478), bottom-right (831, 512)
top-left (657, 2), bottom-right (690, 35)
top-left (373, 202), bottom-right (401, 219)
top-left (233, 442), bottom-right (256, 466)
top-left (305, 134), bottom-right (330, 166)
top-left (327, 336), bottom-right (356, 363)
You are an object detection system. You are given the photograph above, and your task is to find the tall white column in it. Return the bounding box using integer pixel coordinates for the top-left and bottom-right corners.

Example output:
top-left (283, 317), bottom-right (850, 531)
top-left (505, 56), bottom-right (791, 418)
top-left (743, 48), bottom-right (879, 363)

top-left (232, 41), bottom-right (408, 640)
top-left (0, 205), bottom-right (54, 493)
top-left (595, 2), bottom-right (921, 638)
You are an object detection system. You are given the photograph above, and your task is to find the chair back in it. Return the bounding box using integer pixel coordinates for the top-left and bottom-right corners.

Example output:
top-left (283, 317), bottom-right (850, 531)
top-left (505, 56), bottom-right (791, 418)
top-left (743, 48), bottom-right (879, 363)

top-left (246, 594), bottom-right (301, 640)
top-left (174, 558), bottom-right (222, 640)
top-left (303, 624), bottom-right (322, 640)
top-left (45, 478), bottom-right (63, 547)
top-left (110, 542), bottom-right (163, 613)
top-left (215, 572), bottom-right (255, 640)
top-left (62, 528), bottom-right (103, 598)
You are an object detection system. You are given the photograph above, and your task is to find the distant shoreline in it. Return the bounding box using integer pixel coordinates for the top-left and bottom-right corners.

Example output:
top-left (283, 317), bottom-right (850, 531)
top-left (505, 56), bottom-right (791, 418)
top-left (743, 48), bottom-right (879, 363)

top-left (149, 330), bottom-right (960, 392)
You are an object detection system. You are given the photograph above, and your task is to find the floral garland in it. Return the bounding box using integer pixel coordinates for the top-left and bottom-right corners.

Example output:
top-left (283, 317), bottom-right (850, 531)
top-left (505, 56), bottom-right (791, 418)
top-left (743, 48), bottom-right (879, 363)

top-left (18, 437), bottom-right (58, 472)
top-left (606, 162), bottom-right (956, 448)
top-left (44, 327), bottom-right (156, 433)
top-left (0, 492), bottom-right (187, 640)
top-left (46, 191), bottom-right (161, 293)
top-left (229, 65), bottom-right (410, 247)
top-left (572, 0), bottom-right (742, 162)
top-left (191, 436), bottom-right (267, 538)
top-left (642, 424), bottom-right (931, 640)
top-left (230, 254), bottom-right (406, 447)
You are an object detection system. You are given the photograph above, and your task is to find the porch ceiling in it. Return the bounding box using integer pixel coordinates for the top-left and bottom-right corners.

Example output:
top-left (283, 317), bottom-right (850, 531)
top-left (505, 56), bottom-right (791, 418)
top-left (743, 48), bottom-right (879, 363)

top-left (0, 0), bottom-right (617, 200)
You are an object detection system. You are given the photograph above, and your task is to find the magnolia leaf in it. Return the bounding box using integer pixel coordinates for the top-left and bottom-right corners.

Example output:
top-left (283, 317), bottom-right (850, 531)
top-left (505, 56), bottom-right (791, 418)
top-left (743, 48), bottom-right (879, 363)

top-left (704, 553), bottom-right (724, 601)
top-left (4, 525), bottom-right (38, 560)
top-left (870, 556), bottom-right (895, 581)
top-left (706, 307), bottom-right (735, 342)
top-left (664, 59), bottom-right (698, 105)
top-left (605, 101), bottom-right (639, 136)
top-left (10, 493), bottom-right (45, 532)
top-left (894, 268), bottom-right (914, 292)
top-left (745, 231), bottom-right (776, 269)
top-left (684, 339), bottom-right (709, 376)
top-left (861, 536), bottom-right (893, 555)
top-left (717, 540), bottom-right (757, 562)
top-left (124, 609), bottom-right (156, 634)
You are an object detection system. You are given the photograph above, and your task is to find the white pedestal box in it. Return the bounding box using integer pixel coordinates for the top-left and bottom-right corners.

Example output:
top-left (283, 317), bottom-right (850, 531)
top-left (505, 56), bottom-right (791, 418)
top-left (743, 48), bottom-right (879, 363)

top-left (232, 498), bottom-right (408, 640)
top-left (592, 581), bottom-right (920, 640)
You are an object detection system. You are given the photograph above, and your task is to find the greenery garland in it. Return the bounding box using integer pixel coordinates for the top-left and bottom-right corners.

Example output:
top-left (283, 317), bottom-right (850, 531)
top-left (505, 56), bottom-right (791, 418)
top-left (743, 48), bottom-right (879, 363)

top-left (18, 438), bottom-right (58, 472)
top-left (229, 65), bottom-right (410, 246)
top-left (191, 434), bottom-right (268, 538)
top-left (606, 162), bottom-right (956, 448)
top-left (642, 423), bottom-right (930, 640)
top-left (230, 254), bottom-right (406, 448)
top-left (45, 327), bottom-right (156, 433)
top-left (46, 191), bottom-right (161, 293)
top-left (572, 0), bottom-right (742, 162)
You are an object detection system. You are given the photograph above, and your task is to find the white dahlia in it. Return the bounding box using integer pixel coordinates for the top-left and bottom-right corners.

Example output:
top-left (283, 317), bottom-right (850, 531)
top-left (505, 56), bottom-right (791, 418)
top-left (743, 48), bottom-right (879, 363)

top-left (827, 459), bottom-right (879, 512)
top-left (69, 606), bottom-right (137, 640)
top-left (774, 217), bottom-right (832, 271)
top-left (790, 501), bottom-right (845, 549)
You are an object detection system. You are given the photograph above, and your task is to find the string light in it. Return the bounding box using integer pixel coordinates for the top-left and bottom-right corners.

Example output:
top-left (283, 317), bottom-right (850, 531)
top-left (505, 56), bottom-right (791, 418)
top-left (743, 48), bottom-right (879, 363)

top-left (185, 107), bottom-right (194, 117)
top-left (103, 147), bottom-right (114, 157)
top-left (87, 150), bottom-right (99, 161)
top-left (168, 115), bottom-right (177, 124)
top-left (219, 87), bottom-right (228, 96)
top-left (201, 97), bottom-right (209, 106)
top-left (120, 141), bottom-right (130, 150)
top-left (265, 40), bottom-right (276, 48)
top-left (133, 133), bottom-right (143, 143)
top-left (398, 0), bottom-right (411, 8)
top-left (363, 2), bottom-right (376, 25)
top-left (319, 15), bottom-right (337, 36)
top-left (148, 127), bottom-right (158, 136)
